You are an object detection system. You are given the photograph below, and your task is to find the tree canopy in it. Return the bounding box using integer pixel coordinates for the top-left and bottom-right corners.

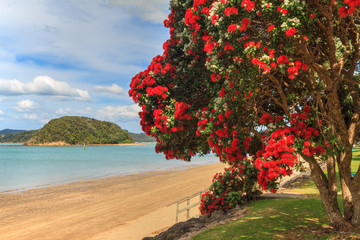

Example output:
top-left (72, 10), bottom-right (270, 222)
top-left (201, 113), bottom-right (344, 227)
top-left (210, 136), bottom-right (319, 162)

top-left (0, 130), bottom-right (38, 143)
top-left (129, 0), bottom-right (360, 230)
top-left (26, 116), bottom-right (133, 145)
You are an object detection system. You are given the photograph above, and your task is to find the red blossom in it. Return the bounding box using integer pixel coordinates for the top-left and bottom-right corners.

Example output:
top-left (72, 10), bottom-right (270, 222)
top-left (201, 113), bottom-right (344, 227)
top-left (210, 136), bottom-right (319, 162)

top-left (286, 28), bottom-right (296, 37)
top-left (241, 0), bottom-right (255, 12)
top-left (281, 9), bottom-right (289, 15)
top-left (227, 24), bottom-right (238, 33)
top-left (316, 146), bottom-right (326, 154)
top-left (339, 6), bottom-right (349, 17)
top-left (277, 55), bottom-right (288, 64)
top-left (275, 116), bottom-right (283, 123)
top-left (224, 7), bottom-right (238, 16)
top-left (220, 88), bottom-right (226, 98)
top-left (240, 18), bottom-right (250, 31)
top-left (211, 14), bottom-right (219, 24)
top-left (259, 113), bottom-right (273, 124)
top-left (267, 25), bottom-right (275, 32)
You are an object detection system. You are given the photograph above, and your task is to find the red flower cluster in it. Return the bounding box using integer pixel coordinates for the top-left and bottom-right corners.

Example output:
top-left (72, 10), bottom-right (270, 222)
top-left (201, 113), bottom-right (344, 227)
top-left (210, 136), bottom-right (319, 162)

top-left (185, 8), bottom-right (201, 31)
top-left (240, 18), bottom-right (250, 31)
top-left (255, 107), bottom-right (327, 192)
top-left (227, 24), bottom-right (238, 33)
top-left (174, 102), bottom-right (192, 120)
top-left (203, 34), bottom-right (218, 54)
top-left (255, 128), bottom-right (298, 191)
top-left (200, 162), bottom-right (258, 215)
top-left (286, 28), bottom-right (296, 37)
top-left (224, 7), bottom-right (238, 16)
top-left (277, 55), bottom-right (288, 64)
top-left (146, 86), bottom-right (169, 99)
top-left (200, 191), bottom-right (235, 214)
top-left (287, 61), bottom-right (308, 79)
top-left (267, 25), bottom-right (275, 32)
top-left (241, 0), bottom-right (255, 12)
top-left (193, 0), bottom-right (207, 11)
top-left (259, 113), bottom-right (273, 124)
top-left (129, 0), bottom-right (348, 165)
top-left (339, 0), bottom-right (360, 17)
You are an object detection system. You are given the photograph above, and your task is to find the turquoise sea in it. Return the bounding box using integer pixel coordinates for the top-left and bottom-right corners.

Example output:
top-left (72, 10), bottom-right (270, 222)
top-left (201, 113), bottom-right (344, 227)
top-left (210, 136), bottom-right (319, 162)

top-left (0, 143), bottom-right (219, 193)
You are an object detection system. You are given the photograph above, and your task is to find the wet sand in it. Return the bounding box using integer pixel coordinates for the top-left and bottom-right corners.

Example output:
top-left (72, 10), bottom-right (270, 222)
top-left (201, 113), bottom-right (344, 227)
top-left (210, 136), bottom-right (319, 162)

top-left (0, 163), bottom-right (226, 240)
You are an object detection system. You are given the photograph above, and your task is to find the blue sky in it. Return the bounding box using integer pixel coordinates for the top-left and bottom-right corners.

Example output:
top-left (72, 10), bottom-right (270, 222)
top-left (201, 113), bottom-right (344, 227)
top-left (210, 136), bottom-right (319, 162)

top-left (0, 0), bottom-right (170, 133)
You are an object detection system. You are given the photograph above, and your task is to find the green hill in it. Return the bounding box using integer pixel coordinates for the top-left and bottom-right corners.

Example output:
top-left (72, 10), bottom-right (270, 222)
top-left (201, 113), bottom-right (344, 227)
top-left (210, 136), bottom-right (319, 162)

top-left (26, 116), bottom-right (133, 145)
top-left (0, 130), bottom-right (38, 143)
top-left (0, 129), bottom-right (26, 135)
top-left (127, 132), bottom-right (155, 142)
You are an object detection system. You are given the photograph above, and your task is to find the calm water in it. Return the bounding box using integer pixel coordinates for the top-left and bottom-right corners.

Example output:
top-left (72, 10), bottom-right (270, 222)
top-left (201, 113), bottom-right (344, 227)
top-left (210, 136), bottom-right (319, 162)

top-left (0, 143), bottom-right (218, 193)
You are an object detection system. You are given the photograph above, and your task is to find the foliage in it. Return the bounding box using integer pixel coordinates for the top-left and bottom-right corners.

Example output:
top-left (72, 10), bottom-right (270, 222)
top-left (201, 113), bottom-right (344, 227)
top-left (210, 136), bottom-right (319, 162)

top-left (26, 116), bottom-right (133, 145)
top-left (200, 190), bottom-right (243, 215)
top-left (0, 130), bottom-right (38, 143)
top-left (129, 0), bottom-right (360, 229)
top-left (0, 129), bottom-right (25, 135)
top-left (194, 150), bottom-right (360, 240)
top-left (200, 159), bottom-right (258, 214)
top-left (127, 132), bottom-right (156, 142)
top-left (195, 196), bottom-right (335, 240)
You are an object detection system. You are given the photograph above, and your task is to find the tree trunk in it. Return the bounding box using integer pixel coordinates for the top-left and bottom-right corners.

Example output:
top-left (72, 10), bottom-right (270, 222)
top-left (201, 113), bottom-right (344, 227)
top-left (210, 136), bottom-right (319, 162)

top-left (339, 169), bottom-right (354, 221)
top-left (350, 185), bottom-right (360, 227)
top-left (304, 155), bottom-right (352, 230)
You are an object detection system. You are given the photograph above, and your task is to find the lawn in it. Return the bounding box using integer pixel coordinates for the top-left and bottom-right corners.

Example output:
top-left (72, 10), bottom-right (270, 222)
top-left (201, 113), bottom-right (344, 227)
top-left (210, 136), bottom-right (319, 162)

top-left (192, 149), bottom-right (360, 240)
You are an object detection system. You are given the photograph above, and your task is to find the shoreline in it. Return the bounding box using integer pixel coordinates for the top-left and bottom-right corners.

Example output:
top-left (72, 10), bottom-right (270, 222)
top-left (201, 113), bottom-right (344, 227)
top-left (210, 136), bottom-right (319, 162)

top-left (0, 161), bottom-right (219, 195)
top-left (0, 142), bottom-right (147, 147)
top-left (0, 162), bottom-right (226, 240)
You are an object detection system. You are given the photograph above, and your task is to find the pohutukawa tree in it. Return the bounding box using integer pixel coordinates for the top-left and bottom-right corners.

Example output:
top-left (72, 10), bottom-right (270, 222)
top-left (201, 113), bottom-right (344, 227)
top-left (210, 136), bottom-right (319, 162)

top-left (129, 0), bottom-right (360, 230)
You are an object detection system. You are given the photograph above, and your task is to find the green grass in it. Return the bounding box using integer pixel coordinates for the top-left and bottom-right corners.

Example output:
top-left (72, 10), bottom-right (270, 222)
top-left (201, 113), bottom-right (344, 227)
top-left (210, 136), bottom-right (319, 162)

top-left (352, 149), bottom-right (360, 174)
top-left (192, 149), bottom-right (360, 240)
top-left (193, 190), bottom-right (329, 239)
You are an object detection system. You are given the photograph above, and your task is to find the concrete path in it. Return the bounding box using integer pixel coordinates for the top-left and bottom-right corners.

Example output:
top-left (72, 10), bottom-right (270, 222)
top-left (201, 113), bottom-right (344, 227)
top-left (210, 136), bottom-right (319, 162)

top-left (261, 192), bottom-right (307, 199)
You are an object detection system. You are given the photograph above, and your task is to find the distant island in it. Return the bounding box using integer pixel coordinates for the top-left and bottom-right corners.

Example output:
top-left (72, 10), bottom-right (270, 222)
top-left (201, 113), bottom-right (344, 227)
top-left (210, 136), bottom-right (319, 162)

top-left (24, 116), bottom-right (133, 146)
top-left (0, 129), bottom-right (26, 135)
top-left (0, 117), bottom-right (155, 145)
top-left (0, 130), bottom-right (39, 143)
top-left (126, 131), bottom-right (155, 143)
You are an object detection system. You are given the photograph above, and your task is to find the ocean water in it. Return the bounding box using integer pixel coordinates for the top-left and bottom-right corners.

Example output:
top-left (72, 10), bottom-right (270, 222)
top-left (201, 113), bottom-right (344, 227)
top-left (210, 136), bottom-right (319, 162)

top-left (0, 143), bottom-right (219, 193)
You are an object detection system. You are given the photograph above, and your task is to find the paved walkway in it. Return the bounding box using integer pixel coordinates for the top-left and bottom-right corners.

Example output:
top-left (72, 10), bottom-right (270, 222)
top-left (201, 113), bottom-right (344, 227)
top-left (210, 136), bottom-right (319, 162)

top-left (261, 192), bottom-right (307, 199)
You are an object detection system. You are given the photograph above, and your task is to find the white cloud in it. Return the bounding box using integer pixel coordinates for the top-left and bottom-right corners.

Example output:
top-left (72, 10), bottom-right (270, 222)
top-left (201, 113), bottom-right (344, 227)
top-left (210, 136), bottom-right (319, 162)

top-left (0, 1), bottom-right (168, 133)
top-left (94, 83), bottom-right (125, 96)
top-left (40, 119), bottom-right (50, 124)
top-left (0, 76), bottom-right (91, 101)
top-left (16, 99), bottom-right (39, 112)
top-left (108, 0), bottom-right (169, 24)
top-left (55, 107), bottom-right (93, 116)
top-left (24, 113), bottom-right (38, 120)
top-left (0, 79), bottom-right (26, 94)
top-left (0, 1), bottom-right (168, 76)
top-left (55, 107), bottom-right (72, 115)
top-left (98, 104), bottom-right (140, 120)
top-left (0, 110), bottom-right (4, 115)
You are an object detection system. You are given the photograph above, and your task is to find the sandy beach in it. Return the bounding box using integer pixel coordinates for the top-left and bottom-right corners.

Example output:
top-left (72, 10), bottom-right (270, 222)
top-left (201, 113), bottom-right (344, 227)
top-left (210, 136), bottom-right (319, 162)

top-left (0, 163), bottom-right (226, 240)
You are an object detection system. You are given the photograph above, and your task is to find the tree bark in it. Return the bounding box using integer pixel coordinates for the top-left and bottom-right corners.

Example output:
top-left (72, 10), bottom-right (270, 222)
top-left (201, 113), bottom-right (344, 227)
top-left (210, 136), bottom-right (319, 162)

top-left (351, 190), bottom-right (360, 227)
top-left (338, 164), bottom-right (354, 221)
top-left (340, 176), bottom-right (354, 221)
top-left (303, 155), bottom-right (352, 230)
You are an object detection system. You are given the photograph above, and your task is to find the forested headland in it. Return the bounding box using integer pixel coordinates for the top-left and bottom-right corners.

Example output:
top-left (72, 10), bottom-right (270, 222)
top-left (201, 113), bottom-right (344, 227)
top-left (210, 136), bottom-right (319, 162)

top-left (24, 116), bottom-right (133, 145)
